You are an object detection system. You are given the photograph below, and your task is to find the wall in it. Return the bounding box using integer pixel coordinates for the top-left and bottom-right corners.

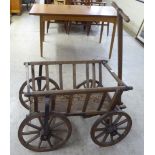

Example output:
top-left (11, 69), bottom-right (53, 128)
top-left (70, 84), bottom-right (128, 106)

top-left (108, 0), bottom-right (144, 36)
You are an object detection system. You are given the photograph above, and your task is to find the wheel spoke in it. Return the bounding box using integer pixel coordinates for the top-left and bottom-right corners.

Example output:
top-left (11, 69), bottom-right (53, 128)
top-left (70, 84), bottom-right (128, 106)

top-left (49, 117), bottom-right (56, 127)
top-left (52, 121), bottom-right (64, 129)
top-left (27, 123), bottom-right (41, 130)
top-left (52, 129), bottom-right (68, 133)
top-left (24, 99), bottom-right (29, 103)
top-left (117, 126), bottom-right (127, 130)
top-left (90, 81), bottom-right (93, 88)
top-left (116, 131), bottom-right (122, 137)
top-left (102, 133), bottom-right (109, 143)
top-left (51, 133), bottom-right (63, 141)
top-left (116, 119), bottom-right (128, 127)
top-left (26, 133), bottom-right (40, 144)
top-left (48, 117), bottom-right (53, 126)
top-left (47, 139), bottom-right (53, 148)
top-left (38, 139), bottom-right (42, 148)
top-left (97, 83), bottom-right (100, 87)
top-left (84, 84), bottom-right (86, 88)
top-left (30, 85), bottom-right (33, 90)
top-left (101, 120), bottom-right (108, 126)
top-left (22, 130), bottom-right (39, 135)
top-left (95, 127), bottom-right (106, 132)
top-left (41, 84), bottom-right (47, 91)
top-left (108, 116), bottom-right (113, 125)
top-left (110, 134), bottom-right (114, 143)
top-left (38, 117), bottom-right (44, 128)
top-left (95, 131), bottom-right (105, 139)
top-left (113, 115), bottom-right (122, 125)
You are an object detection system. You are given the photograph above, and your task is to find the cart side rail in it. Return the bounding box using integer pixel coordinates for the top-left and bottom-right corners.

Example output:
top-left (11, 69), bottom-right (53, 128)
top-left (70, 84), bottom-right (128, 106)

top-left (24, 60), bottom-right (133, 91)
top-left (102, 61), bottom-right (132, 88)
top-left (24, 59), bottom-right (106, 66)
top-left (25, 86), bottom-right (132, 116)
top-left (24, 85), bottom-right (132, 97)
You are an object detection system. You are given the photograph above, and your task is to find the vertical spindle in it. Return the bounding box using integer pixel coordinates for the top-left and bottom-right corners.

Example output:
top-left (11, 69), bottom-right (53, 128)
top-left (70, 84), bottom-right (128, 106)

top-left (59, 64), bottom-right (63, 89)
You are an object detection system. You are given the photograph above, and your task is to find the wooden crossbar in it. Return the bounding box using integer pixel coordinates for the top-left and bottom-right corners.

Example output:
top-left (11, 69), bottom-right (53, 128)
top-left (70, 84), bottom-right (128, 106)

top-left (86, 63), bottom-right (89, 88)
top-left (73, 64), bottom-right (76, 89)
top-left (92, 63), bottom-right (96, 87)
top-left (59, 64), bottom-right (63, 89)
top-left (99, 62), bottom-right (102, 85)
top-left (45, 65), bottom-right (49, 90)
top-left (31, 65), bottom-right (35, 91)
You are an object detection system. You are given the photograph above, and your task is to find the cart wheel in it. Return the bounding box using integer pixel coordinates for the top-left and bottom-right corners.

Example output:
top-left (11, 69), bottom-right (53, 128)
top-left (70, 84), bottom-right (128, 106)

top-left (76, 79), bottom-right (102, 89)
top-left (18, 113), bottom-right (72, 152)
top-left (19, 76), bottom-right (60, 110)
top-left (90, 111), bottom-right (132, 147)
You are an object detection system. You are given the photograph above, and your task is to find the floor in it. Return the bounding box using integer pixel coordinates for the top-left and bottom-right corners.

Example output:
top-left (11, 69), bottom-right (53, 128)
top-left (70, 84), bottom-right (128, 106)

top-left (10, 7), bottom-right (144, 155)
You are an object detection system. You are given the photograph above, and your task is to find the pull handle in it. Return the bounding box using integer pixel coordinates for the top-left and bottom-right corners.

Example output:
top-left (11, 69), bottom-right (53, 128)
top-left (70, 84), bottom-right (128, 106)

top-left (112, 1), bottom-right (130, 23)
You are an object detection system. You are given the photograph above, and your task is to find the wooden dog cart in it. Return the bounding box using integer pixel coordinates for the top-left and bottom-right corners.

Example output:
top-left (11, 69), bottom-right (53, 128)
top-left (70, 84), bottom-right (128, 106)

top-left (18, 2), bottom-right (133, 152)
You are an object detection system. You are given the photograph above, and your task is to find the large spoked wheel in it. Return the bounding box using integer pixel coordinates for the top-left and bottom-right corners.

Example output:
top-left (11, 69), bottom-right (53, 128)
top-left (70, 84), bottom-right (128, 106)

top-left (76, 79), bottom-right (102, 89)
top-left (19, 76), bottom-right (60, 110)
top-left (18, 113), bottom-right (72, 152)
top-left (90, 111), bottom-right (132, 147)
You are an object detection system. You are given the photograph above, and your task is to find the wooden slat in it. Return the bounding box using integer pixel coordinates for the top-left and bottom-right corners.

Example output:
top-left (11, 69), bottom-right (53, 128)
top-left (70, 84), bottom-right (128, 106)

top-left (31, 65), bottom-right (35, 91)
top-left (34, 97), bottom-right (38, 112)
top-left (99, 62), bottom-right (102, 85)
top-left (97, 93), bottom-right (107, 111)
top-left (73, 64), bottom-right (76, 89)
top-left (92, 63), bottom-right (96, 87)
top-left (82, 94), bottom-right (91, 112)
top-left (86, 63), bottom-right (89, 88)
top-left (25, 59), bottom-right (103, 66)
top-left (38, 65), bottom-right (43, 91)
top-left (67, 95), bottom-right (73, 113)
top-left (39, 65), bottom-right (43, 77)
top-left (25, 63), bottom-right (30, 93)
top-left (50, 95), bottom-right (56, 111)
top-left (45, 65), bottom-right (49, 90)
top-left (59, 64), bottom-right (63, 89)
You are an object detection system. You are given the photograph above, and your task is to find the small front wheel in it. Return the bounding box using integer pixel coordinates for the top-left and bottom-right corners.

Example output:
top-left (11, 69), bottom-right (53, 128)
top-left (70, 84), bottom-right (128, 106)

top-left (90, 111), bottom-right (132, 147)
top-left (18, 113), bottom-right (72, 152)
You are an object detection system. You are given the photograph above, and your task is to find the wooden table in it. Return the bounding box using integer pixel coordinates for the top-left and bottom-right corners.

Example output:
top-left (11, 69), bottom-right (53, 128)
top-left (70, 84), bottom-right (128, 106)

top-left (29, 4), bottom-right (117, 57)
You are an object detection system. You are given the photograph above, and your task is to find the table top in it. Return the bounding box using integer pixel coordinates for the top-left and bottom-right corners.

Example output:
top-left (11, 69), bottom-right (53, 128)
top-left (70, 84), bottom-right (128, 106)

top-left (29, 4), bottom-right (117, 17)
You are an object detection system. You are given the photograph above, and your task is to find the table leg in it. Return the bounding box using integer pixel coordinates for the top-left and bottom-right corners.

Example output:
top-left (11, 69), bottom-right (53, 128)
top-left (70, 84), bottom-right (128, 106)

top-left (40, 16), bottom-right (44, 57)
top-left (47, 21), bottom-right (50, 33)
top-left (43, 21), bottom-right (45, 42)
top-left (109, 22), bottom-right (116, 59)
top-left (99, 22), bottom-right (104, 43)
